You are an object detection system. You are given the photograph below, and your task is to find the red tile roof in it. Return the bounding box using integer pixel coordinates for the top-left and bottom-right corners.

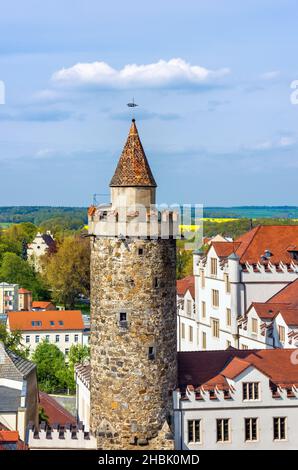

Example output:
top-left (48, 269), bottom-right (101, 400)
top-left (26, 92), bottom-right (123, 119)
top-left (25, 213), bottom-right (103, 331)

top-left (32, 301), bottom-right (55, 310)
top-left (110, 119), bottom-right (157, 188)
top-left (268, 278), bottom-right (298, 307)
top-left (248, 279), bottom-right (298, 325)
top-left (177, 275), bottom-right (195, 299)
top-left (178, 349), bottom-right (298, 390)
top-left (39, 392), bottom-right (76, 425)
top-left (0, 430), bottom-right (19, 442)
top-left (210, 225), bottom-right (298, 264)
top-left (18, 288), bottom-right (31, 294)
top-left (8, 310), bottom-right (84, 331)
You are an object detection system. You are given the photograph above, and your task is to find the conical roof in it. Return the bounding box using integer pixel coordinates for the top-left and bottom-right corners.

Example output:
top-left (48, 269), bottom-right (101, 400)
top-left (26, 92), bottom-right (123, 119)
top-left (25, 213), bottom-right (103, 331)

top-left (110, 119), bottom-right (157, 187)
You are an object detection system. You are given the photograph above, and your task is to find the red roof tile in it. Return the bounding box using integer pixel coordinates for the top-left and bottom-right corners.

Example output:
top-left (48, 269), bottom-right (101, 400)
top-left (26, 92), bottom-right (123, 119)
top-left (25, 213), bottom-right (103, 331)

top-left (210, 225), bottom-right (298, 264)
top-left (8, 310), bottom-right (84, 331)
top-left (39, 392), bottom-right (76, 425)
top-left (177, 275), bottom-right (195, 299)
top-left (178, 349), bottom-right (298, 389)
top-left (110, 119), bottom-right (157, 188)
top-left (32, 301), bottom-right (55, 309)
top-left (268, 278), bottom-right (298, 307)
top-left (18, 288), bottom-right (31, 294)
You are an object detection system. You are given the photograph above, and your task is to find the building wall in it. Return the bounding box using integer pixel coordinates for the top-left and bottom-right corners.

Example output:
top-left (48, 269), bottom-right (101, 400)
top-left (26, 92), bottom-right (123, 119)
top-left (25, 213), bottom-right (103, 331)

top-left (90, 236), bottom-right (177, 449)
top-left (177, 290), bottom-right (199, 351)
top-left (18, 329), bottom-right (84, 357)
top-left (76, 375), bottom-right (90, 432)
top-left (0, 283), bottom-right (19, 315)
top-left (174, 367), bottom-right (298, 450)
top-left (194, 247), bottom-right (298, 351)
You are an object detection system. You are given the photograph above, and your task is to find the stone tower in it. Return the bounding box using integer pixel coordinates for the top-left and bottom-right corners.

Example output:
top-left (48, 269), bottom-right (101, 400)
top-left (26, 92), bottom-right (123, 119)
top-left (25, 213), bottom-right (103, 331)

top-left (88, 119), bottom-right (177, 449)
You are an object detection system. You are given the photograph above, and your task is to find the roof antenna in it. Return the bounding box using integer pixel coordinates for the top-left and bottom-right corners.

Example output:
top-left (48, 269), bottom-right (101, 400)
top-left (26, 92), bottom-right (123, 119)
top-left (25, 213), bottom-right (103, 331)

top-left (127, 97), bottom-right (138, 120)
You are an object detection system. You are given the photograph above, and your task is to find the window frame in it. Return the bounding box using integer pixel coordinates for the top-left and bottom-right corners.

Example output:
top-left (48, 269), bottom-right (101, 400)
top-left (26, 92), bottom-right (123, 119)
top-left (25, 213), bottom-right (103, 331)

top-left (244, 417), bottom-right (259, 442)
top-left (243, 382), bottom-right (260, 401)
top-left (273, 417), bottom-right (287, 441)
top-left (212, 289), bottom-right (219, 308)
top-left (211, 318), bottom-right (220, 338)
top-left (216, 418), bottom-right (231, 443)
top-left (187, 419), bottom-right (202, 444)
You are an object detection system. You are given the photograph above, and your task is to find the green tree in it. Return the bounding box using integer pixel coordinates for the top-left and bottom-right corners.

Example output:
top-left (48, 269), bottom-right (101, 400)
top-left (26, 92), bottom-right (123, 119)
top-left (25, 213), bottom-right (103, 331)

top-left (38, 406), bottom-right (49, 425)
top-left (0, 323), bottom-right (29, 358)
top-left (0, 252), bottom-right (49, 299)
top-left (42, 236), bottom-right (90, 308)
top-left (176, 248), bottom-right (193, 279)
top-left (32, 342), bottom-right (68, 393)
top-left (64, 344), bottom-right (90, 393)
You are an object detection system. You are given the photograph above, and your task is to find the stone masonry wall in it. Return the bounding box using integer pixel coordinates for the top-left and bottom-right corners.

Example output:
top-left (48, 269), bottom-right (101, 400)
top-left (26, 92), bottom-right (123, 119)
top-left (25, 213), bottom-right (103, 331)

top-left (90, 236), bottom-right (177, 449)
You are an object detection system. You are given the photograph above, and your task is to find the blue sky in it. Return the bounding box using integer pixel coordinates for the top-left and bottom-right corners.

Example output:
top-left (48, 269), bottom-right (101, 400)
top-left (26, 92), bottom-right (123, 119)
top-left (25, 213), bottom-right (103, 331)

top-left (0, 0), bottom-right (297, 206)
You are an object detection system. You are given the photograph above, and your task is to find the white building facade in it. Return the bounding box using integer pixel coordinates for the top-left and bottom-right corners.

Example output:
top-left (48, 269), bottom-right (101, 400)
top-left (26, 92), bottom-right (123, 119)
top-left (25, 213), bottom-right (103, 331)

top-left (177, 276), bottom-right (198, 351)
top-left (0, 283), bottom-right (19, 315)
top-left (174, 349), bottom-right (298, 450)
top-left (194, 226), bottom-right (298, 351)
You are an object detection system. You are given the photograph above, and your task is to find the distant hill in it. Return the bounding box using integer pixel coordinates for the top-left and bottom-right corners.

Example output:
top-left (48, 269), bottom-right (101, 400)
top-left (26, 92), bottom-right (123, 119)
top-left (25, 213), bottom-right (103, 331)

top-left (0, 206), bottom-right (298, 226)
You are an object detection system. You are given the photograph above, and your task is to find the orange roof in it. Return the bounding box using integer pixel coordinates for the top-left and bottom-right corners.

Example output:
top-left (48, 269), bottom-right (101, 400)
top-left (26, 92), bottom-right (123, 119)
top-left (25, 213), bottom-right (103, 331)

top-left (177, 275), bottom-right (195, 299)
top-left (0, 430), bottom-right (19, 442)
top-left (8, 310), bottom-right (84, 331)
top-left (211, 242), bottom-right (241, 258)
top-left (110, 119), bottom-right (157, 188)
top-left (32, 301), bottom-right (54, 309)
top-left (18, 288), bottom-right (31, 294)
top-left (268, 278), bottom-right (298, 307)
top-left (210, 225), bottom-right (298, 264)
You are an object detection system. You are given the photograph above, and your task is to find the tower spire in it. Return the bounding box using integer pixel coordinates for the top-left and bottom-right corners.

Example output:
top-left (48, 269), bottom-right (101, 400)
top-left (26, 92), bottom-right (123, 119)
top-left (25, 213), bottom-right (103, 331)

top-left (110, 119), bottom-right (157, 188)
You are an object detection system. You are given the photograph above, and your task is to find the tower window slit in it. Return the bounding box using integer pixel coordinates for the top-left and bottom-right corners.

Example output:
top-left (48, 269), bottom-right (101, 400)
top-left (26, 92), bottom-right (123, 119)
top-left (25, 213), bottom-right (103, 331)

top-left (148, 346), bottom-right (155, 360)
top-left (119, 312), bottom-right (128, 328)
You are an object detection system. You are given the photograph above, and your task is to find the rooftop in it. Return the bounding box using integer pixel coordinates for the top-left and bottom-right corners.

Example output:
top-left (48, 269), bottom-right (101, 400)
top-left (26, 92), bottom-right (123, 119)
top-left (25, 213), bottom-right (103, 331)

top-left (0, 342), bottom-right (36, 381)
top-left (7, 310), bottom-right (84, 331)
top-left (177, 275), bottom-right (195, 299)
top-left (210, 225), bottom-right (298, 265)
top-left (178, 348), bottom-right (298, 391)
top-left (39, 392), bottom-right (76, 426)
top-left (110, 119), bottom-right (157, 188)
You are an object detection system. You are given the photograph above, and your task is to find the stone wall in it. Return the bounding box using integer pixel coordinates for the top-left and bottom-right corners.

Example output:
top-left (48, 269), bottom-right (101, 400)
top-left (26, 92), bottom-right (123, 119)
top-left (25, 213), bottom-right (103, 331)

top-left (90, 236), bottom-right (177, 449)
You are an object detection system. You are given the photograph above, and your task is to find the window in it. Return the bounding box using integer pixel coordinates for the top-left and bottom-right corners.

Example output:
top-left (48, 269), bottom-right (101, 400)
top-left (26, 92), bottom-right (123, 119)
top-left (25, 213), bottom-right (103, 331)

top-left (45, 335), bottom-right (50, 342)
top-left (245, 418), bottom-right (258, 442)
top-left (74, 334), bottom-right (79, 343)
top-left (31, 320), bottom-right (42, 327)
top-left (279, 325), bottom-right (285, 343)
top-left (186, 300), bottom-right (192, 316)
top-left (50, 321), bottom-right (55, 326)
top-left (65, 334), bottom-right (69, 342)
top-left (217, 419), bottom-right (230, 442)
top-left (210, 258), bottom-right (217, 276)
top-left (65, 349), bottom-right (69, 356)
top-left (119, 311), bottom-right (128, 328)
top-left (55, 335), bottom-right (60, 343)
top-left (35, 335), bottom-right (40, 343)
top-left (241, 344), bottom-right (248, 350)
top-left (201, 301), bottom-right (206, 319)
top-left (58, 321), bottom-right (64, 326)
top-left (189, 326), bottom-right (193, 342)
top-left (243, 383), bottom-right (260, 401)
top-left (148, 346), bottom-right (155, 360)
top-left (212, 289), bottom-right (219, 308)
top-left (153, 277), bottom-right (159, 288)
top-left (138, 247), bottom-right (144, 256)
top-left (200, 270), bottom-right (205, 288)
top-left (211, 319), bottom-right (220, 338)
top-left (224, 273), bottom-right (231, 293)
top-left (226, 308), bottom-right (231, 327)
top-left (252, 318), bottom-right (258, 334)
top-left (26, 335), bottom-right (30, 343)
top-left (188, 420), bottom-right (201, 443)
top-left (273, 417), bottom-right (287, 441)
top-left (202, 332), bottom-right (207, 350)
top-left (181, 323), bottom-right (185, 339)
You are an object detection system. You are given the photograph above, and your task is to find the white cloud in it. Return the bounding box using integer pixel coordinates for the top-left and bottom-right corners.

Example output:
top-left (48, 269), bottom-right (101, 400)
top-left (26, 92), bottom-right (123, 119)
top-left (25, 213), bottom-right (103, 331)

top-left (249, 135), bottom-right (296, 151)
top-left (260, 70), bottom-right (280, 80)
top-left (52, 58), bottom-right (230, 89)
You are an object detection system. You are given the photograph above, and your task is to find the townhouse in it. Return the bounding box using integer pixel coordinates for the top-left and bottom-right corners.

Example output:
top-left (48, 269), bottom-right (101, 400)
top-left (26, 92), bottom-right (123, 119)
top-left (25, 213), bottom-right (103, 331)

top-left (177, 276), bottom-right (198, 351)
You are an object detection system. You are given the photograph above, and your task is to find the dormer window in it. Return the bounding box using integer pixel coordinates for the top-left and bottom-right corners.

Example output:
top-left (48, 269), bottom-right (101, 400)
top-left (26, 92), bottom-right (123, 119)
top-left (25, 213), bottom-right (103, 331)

top-left (243, 382), bottom-right (260, 401)
top-left (138, 247), bottom-right (144, 256)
